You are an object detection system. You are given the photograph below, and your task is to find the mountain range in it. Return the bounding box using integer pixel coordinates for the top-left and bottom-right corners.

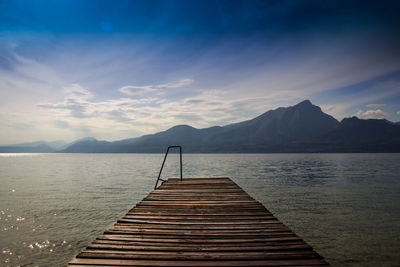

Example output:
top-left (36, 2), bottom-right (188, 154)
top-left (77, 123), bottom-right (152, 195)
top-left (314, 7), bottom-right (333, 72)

top-left (1, 100), bottom-right (399, 153)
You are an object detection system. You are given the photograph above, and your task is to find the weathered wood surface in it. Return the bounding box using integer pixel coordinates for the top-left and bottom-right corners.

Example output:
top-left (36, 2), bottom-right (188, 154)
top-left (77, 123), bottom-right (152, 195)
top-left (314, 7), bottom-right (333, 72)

top-left (68, 177), bottom-right (329, 266)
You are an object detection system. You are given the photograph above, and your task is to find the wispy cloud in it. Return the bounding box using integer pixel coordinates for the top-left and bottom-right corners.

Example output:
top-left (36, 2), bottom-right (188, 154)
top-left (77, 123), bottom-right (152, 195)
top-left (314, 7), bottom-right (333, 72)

top-left (64, 84), bottom-right (93, 101)
top-left (35, 81), bottom-right (277, 140)
top-left (119, 85), bottom-right (157, 96)
top-left (119, 79), bottom-right (193, 96)
top-left (317, 73), bottom-right (400, 120)
top-left (156, 79), bottom-right (193, 89)
top-left (366, 104), bottom-right (386, 108)
top-left (355, 109), bottom-right (389, 119)
top-left (37, 84), bottom-right (92, 118)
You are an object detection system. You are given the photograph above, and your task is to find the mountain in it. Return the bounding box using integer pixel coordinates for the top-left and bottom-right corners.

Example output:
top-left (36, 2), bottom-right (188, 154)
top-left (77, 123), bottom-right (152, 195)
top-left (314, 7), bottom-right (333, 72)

top-left (311, 117), bottom-right (400, 152)
top-left (60, 100), bottom-right (341, 153)
top-left (196, 100), bottom-right (339, 152)
top-left (3, 100), bottom-right (399, 153)
top-left (61, 137), bottom-right (113, 153)
top-left (0, 140), bottom-right (66, 153)
top-left (115, 125), bottom-right (224, 152)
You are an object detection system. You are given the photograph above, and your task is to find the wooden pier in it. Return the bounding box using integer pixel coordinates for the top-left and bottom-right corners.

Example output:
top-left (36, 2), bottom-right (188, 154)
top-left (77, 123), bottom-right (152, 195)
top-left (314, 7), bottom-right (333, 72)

top-left (68, 177), bottom-right (329, 266)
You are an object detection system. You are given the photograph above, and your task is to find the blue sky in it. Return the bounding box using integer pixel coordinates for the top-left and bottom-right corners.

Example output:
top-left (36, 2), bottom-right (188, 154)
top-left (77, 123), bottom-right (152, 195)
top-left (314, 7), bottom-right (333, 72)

top-left (1, 0), bottom-right (400, 144)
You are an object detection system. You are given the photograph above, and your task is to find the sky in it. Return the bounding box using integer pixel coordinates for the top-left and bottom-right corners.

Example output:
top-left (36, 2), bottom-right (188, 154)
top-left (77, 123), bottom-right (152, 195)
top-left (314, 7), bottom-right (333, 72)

top-left (0, 0), bottom-right (400, 144)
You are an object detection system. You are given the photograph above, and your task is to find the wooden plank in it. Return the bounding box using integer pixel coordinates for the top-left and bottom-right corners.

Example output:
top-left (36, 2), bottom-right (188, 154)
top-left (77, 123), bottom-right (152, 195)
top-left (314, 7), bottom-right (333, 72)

top-left (103, 230), bottom-right (295, 237)
top-left (87, 243), bottom-right (312, 251)
top-left (117, 219), bottom-right (280, 225)
top-left (77, 250), bottom-right (320, 260)
top-left (113, 223), bottom-right (284, 230)
top-left (121, 215), bottom-right (276, 220)
top-left (108, 228), bottom-right (291, 234)
top-left (68, 177), bottom-right (329, 266)
top-left (125, 214), bottom-right (273, 217)
top-left (97, 235), bottom-right (304, 243)
top-left (91, 241), bottom-right (310, 249)
top-left (68, 258), bottom-right (329, 266)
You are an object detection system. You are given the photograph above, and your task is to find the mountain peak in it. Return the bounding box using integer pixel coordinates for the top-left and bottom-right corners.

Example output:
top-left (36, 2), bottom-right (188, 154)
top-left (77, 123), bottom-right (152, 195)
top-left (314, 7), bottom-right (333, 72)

top-left (295, 99), bottom-right (313, 107)
top-left (68, 137), bottom-right (98, 146)
top-left (169, 125), bottom-right (195, 130)
top-left (166, 125), bottom-right (197, 133)
top-left (341, 116), bottom-right (394, 126)
top-left (76, 137), bottom-right (97, 142)
top-left (341, 116), bottom-right (359, 122)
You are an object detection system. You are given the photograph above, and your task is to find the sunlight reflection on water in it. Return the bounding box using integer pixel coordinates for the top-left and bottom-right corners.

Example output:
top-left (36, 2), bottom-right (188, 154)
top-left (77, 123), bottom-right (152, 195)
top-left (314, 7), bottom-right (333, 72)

top-left (0, 153), bottom-right (46, 157)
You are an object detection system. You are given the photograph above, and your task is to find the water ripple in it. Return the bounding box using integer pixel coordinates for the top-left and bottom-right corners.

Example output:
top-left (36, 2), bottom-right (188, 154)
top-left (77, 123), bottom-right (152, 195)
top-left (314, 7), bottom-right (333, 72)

top-left (0, 153), bottom-right (399, 266)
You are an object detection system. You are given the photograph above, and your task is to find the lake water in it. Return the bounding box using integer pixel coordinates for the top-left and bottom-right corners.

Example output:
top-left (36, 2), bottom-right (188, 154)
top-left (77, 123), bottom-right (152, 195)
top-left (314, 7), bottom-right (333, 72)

top-left (0, 153), bottom-right (399, 266)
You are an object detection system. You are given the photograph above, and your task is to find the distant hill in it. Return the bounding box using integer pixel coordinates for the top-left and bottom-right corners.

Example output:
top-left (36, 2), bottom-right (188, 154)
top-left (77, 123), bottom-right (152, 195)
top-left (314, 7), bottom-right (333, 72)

top-left (60, 137), bottom-right (113, 153)
top-left (2, 100), bottom-right (400, 153)
top-left (0, 140), bottom-right (66, 153)
top-left (310, 117), bottom-right (400, 152)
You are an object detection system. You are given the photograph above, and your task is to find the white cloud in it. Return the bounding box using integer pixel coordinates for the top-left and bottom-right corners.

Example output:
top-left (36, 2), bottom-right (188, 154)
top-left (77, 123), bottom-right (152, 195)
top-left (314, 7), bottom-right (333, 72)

top-left (315, 76), bottom-right (400, 120)
top-left (36, 82), bottom-right (277, 140)
top-left (366, 103), bottom-right (386, 108)
top-left (119, 85), bottom-right (155, 96)
top-left (156, 78), bottom-right (193, 89)
top-left (37, 84), bottom-right (94, 118)
top-left (119, 78), bottom-right (193, 96)
top-left (64, 84), bottom-right (93, 101)
top-left (355, 109), bottom-right (389, 119)
top-left (397, 111), bottom-right (400, 116)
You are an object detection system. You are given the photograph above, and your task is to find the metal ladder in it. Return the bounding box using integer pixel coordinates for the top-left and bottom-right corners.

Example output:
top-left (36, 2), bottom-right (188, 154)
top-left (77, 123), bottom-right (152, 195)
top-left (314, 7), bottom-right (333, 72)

top-left (154, 146), bottom-right (182, 189)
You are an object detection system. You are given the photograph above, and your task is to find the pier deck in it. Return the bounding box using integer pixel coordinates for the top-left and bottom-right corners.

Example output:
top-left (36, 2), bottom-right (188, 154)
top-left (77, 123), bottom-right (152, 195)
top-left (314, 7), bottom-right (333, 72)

top-left (68, 177), bottom-right (329, 266)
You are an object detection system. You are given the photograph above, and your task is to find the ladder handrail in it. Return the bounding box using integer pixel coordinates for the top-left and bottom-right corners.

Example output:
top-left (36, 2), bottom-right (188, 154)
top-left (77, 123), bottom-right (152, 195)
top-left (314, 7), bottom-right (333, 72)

top-left (155, 146), bottom-right (182, 189)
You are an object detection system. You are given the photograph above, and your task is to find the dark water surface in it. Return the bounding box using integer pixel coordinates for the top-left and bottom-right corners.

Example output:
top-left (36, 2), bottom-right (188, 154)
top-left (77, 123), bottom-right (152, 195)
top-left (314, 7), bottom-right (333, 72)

top-left (0, 153), bottom-right (399, 266)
